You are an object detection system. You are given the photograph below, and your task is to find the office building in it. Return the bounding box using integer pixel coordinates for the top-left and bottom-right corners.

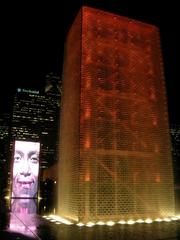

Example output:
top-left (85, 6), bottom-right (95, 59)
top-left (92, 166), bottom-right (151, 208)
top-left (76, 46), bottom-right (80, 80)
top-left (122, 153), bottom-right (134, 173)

top-left (0, 113), bottom-right (10, 196)
top-left (170, 124), bottom-right (180, 185)
top-left (11, 73), bottom-right (61, 169)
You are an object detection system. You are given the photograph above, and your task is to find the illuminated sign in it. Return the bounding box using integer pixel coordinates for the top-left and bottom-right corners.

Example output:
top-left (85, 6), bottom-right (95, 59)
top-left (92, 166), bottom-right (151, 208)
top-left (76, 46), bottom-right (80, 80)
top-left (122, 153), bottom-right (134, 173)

top-left (17, 88), bottom-right (39, 94)
top-left (11, 140), bottom-right (40, 198)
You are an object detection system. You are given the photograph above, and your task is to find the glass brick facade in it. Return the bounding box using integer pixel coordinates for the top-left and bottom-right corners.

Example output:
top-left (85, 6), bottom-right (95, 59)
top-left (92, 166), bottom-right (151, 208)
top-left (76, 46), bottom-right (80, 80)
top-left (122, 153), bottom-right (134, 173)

top-left (58, 6), bottom-right (175, 223)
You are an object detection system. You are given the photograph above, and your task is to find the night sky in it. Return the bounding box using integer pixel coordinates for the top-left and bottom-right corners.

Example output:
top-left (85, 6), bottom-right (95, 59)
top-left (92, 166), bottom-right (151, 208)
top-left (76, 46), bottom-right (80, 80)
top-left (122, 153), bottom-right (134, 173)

top-left (1, 0), bottom-right (179, 124)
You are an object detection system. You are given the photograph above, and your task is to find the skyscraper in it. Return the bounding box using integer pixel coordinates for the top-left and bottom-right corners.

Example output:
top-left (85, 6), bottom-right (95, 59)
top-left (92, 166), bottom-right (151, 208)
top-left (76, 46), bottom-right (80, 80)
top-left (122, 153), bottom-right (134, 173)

top-left (0, 113), bottom-right (10, 196)
top-left (170, 124), bottom-right (180, 185)
top-left (11, 73), bottom-right (61, 169)
top-left (58, 6), bottom-right (175, 223)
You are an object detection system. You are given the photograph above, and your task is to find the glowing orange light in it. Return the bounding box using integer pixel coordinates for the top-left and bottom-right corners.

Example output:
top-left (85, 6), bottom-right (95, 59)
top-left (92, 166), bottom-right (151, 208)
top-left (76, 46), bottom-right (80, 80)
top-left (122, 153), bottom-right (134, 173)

top-left (154, 145), bottom-right (159, 153)
top-left (85, 138), bottom-right (90, 148)
top-left (86, 55), bottom-right (92, 64)
top-left (150, 93), bottom-right (156, 100)
top-left (86, 80), bottom-right (91, 89)
top-left (85, 108), bottom-right (91, 118)
top-left (155, 175), bottom-right (161, 183)
top-left (85, 172), bottom-right (90, 181)
top-left (152, 117), bottom-right (157, 126)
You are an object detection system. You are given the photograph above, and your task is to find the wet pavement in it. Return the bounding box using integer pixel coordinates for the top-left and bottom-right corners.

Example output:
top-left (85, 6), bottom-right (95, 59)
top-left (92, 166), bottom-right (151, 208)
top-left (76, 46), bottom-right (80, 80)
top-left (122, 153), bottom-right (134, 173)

top-left (0, 196), bottom-right (180, 240)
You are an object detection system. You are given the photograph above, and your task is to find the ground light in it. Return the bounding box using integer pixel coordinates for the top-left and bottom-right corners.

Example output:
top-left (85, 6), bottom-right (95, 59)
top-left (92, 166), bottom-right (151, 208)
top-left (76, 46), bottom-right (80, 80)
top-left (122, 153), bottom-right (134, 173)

top-left (43, 215), bottom-right (180, 227)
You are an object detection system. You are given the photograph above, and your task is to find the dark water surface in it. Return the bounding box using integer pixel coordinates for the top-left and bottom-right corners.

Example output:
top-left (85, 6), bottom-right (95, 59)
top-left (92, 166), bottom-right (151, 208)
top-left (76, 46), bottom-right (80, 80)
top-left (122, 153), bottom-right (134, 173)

top-left (0, 190), bottom-right (180, 240)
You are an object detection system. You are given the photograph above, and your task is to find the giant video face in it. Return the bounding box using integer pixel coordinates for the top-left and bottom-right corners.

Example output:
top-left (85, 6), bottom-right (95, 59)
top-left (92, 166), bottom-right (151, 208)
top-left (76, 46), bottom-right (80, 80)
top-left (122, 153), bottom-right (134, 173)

top-left (11, 140), bottom-right (40, 198)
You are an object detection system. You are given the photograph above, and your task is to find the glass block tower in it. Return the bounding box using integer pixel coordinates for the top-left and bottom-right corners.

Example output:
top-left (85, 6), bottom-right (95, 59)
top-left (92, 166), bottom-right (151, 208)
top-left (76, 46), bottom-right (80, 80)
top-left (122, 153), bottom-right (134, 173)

top-left (58, 6), bottom-right (175, 223)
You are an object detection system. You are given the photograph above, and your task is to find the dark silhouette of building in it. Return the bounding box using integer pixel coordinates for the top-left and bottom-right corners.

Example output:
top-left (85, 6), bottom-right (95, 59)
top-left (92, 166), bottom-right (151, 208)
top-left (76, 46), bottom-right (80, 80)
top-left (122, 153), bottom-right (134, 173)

top-left (58, 6), bottom-right (174, 223)
top-left (170, 124), bottom-right (180, 185)
top-left (0, 113), bottom-right (10, 197)
top-left (0, 113), bottom-right (10, 163)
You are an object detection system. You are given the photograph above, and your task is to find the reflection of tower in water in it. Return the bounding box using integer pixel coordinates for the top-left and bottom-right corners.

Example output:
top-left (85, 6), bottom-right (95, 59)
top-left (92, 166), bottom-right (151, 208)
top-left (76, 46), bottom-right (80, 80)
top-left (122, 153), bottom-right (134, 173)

top-left (11, 199), bottom-right (37, 214)
top-left (58, 6), bottom-right (175, 223)
top-left (9, 199), bottom-right (38, 237)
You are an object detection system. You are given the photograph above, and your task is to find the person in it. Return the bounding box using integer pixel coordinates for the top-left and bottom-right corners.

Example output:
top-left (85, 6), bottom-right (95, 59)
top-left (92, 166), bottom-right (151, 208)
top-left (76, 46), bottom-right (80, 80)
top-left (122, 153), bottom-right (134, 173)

top-left (11, 140), bottom-right (40, 198)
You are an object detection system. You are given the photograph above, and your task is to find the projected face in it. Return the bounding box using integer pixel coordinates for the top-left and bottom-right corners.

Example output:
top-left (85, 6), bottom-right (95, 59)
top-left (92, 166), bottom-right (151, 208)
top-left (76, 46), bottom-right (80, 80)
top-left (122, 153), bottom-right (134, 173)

top-left (12, 141), bottom-right (40, 198)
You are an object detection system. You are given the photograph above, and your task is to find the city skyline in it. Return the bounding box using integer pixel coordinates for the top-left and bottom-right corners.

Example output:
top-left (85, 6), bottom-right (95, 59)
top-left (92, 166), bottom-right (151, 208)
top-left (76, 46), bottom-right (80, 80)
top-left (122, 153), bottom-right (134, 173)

top-left (1, 1), bottom-right (179, 124)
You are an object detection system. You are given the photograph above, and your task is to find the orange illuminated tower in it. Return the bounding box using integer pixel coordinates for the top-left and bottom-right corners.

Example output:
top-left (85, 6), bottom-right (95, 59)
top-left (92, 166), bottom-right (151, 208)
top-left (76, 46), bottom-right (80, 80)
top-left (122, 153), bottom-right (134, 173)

top-left (57, 6), bottom-right (175, 223)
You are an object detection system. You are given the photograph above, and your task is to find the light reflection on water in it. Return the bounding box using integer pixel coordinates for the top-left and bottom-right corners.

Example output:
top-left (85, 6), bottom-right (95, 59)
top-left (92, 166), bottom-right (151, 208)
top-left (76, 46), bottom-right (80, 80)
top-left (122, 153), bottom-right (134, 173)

top-left (8, 198), bottom-right (39, 238)
top-left (37, 195), bottom-right (180, 240)
top-left (2, 190), bottom-right (180, 240)
top-left (38, 216), bottom-right (180, 240)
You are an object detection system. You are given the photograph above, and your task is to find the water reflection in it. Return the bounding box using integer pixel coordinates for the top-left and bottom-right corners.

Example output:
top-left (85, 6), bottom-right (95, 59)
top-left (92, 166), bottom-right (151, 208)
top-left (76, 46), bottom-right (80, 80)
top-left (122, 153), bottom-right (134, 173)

top-left (37, 219), bottom-right (180, 240)
top-left (1, 197), bottom-right (179, 240)
top-left (8, 198), bottom-right (38, 238)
